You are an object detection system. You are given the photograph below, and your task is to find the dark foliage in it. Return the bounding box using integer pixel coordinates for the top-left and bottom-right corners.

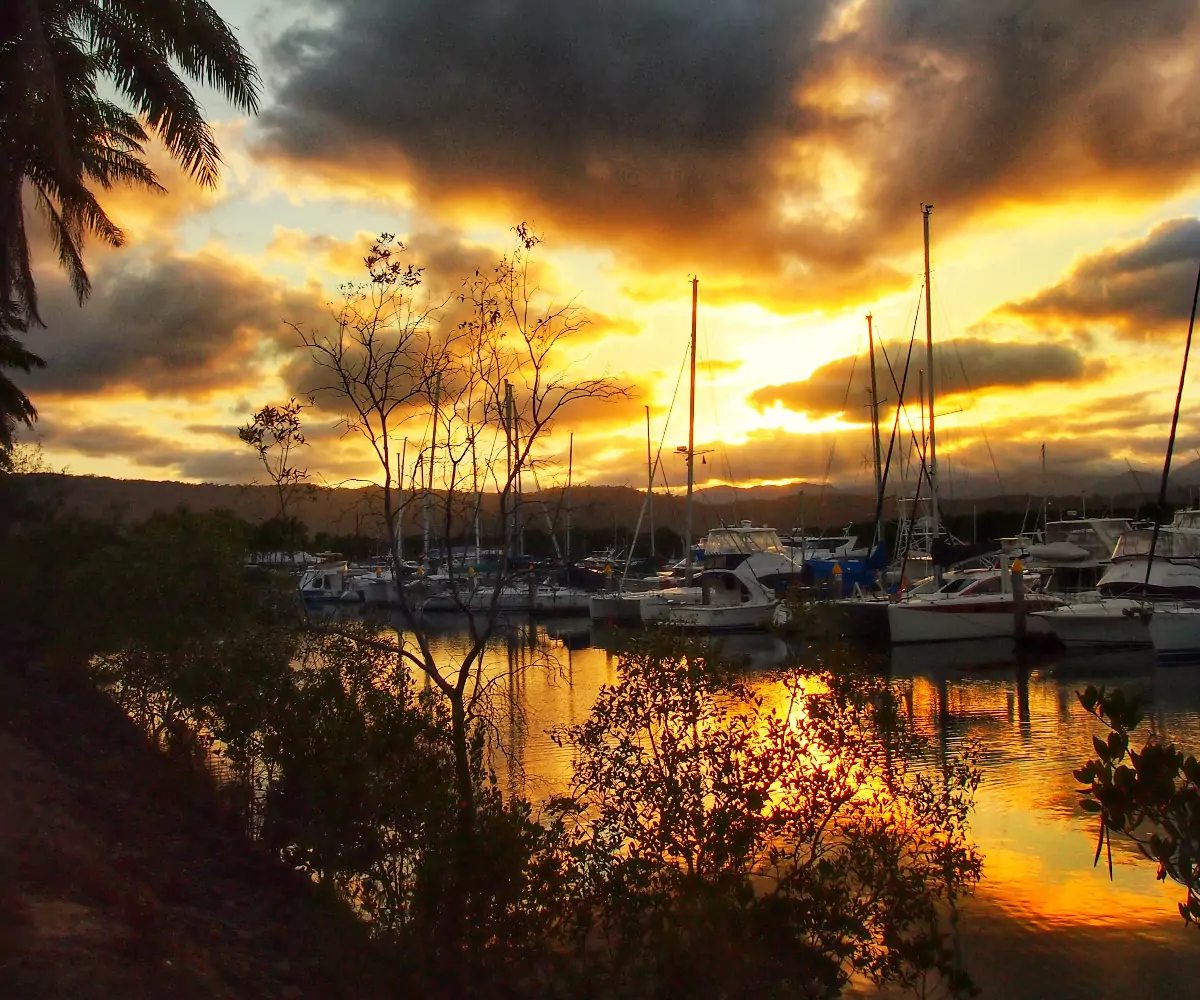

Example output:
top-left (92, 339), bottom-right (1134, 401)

top-left (1076, 684), bottom-right (1200, 926)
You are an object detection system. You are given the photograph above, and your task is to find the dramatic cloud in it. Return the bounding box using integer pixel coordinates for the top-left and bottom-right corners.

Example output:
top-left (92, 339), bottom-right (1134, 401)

top-left (24, 247), bottom-right (325, 398)
top-left (39, 421), bottom-right (264, 482)
top-left (255, 0), bottom-right (1200, 310)
top-left (1001, 218), bottom-right (1200, 339)
top-left (748, 339), bottom-right (1105, 419)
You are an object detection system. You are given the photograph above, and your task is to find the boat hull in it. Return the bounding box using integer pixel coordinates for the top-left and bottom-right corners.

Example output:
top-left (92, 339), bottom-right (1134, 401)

top-left (657, 601), bottom-right (779, 631)
top-left (831, 597), bottom-right (891, 641)
top-left (1030, 600), bottom-right (1151, 649)
top-left (424, 588), bottom-right (590, 615)
top-left (888, 597), bottom-right (1060, 644)
top-left (639, 588), bottom-right (703, 623)
top-left (1148, 607), bottom-right (1200, 662)
top-left (588, 594), bottom-right (645, 624)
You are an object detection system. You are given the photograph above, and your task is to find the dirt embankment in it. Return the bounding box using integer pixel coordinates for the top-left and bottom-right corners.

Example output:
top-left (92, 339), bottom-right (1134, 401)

top-left (0, 653), bottom-right (396, 1000)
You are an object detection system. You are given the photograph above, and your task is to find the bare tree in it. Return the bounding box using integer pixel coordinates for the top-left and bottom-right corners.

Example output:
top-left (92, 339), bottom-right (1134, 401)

top-left (238, 398), bottom-right (310, 551)
top-left (293, 227), bottom-right (629, 837)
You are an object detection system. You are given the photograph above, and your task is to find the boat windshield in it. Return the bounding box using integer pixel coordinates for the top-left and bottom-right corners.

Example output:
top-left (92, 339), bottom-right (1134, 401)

top-left (1113, 528), bottom-right (1200, 561)
top-left (705, 529), bottom-right (784, 555)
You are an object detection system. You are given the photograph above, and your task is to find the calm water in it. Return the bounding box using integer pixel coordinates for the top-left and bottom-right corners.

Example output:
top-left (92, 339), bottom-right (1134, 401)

top-left (397, 618), bottom-right (1200, 998)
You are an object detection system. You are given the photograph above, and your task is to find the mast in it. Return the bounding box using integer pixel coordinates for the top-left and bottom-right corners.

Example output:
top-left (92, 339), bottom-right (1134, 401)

top-left (867, 313), bottom-right (883, 547)
top-left (646, 405), bottom-right (655, 559)
top-left (1144, 261), bottom-right (1200, 594)
top-left (423, 372), bottom-right (441, 568)
top-left (921, 204), bottom-right (941, 578)
top-left (471, 431), bottom-right (481, 569)
top-left (504, 380), bottom-right (515, 560)
top-left (919, 369), bottom-right (928, 554)
top-left (397, 436), bottom-right (407, 565)
top-left (1041, 442), bottom-right (1048, 536)
top-left (566, 432), bottom-right (574, 565)
top-left (685, 276), bottom-right (698, 587)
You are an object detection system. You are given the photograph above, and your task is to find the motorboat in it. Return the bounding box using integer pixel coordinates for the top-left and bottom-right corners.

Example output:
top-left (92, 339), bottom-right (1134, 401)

top-left (1095, 522), bottom-right (1200, 599)
top-left (632, 586), bottom-right (705, 623)
top-left (423, 580), bottom-right (590, 615)
top-left (1024, 514), bottom-right (1200, 648)
top-left (1030, 597), bottom-right (1152, 650)
top-left (696, 522), bottom-right (805, 592)
top-left (299, 562), bottom-right (364, 604)
top-left (1146, 604), bottom-right (1200, 662)
top-left (887, 566), bottom-right (1063, 644)
top-left (650, 567), bottom-right (779, 631)
top-left (592, 522), bottom-right (800, 625)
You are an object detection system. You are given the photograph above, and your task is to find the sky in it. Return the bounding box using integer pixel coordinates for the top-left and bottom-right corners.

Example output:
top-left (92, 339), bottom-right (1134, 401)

top-left (20, 0), bottom-right (1200, 497)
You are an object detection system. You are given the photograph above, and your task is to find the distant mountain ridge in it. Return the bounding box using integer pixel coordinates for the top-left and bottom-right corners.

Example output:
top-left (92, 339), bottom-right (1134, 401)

top-left (14, 467), bottom-right (1200, 542)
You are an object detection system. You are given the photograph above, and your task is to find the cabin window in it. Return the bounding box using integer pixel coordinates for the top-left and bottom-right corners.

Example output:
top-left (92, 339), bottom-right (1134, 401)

top-left (939, 578), bottom-right (974, 594)
top-left (969, 576), bottom-right (1002, 595)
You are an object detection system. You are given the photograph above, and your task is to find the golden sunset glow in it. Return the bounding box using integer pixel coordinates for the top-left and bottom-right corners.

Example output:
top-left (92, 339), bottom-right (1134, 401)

top-left (18, 0), bottom-right (1200, 500)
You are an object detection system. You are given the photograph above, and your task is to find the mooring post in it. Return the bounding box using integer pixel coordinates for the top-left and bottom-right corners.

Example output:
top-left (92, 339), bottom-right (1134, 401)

top-left (1011, 557), bottom-right (1026, 639)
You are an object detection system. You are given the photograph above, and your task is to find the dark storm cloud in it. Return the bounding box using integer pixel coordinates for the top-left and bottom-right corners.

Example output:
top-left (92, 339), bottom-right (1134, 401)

top-left (840, 2), bottom-right (1200, 229)
top-left (25, 248), bottom-right (325, 397)
top-left (748, 339), bottom-right (1103, 418)
top-left (1001, 218), bottom-right (1200, 338)
top-left (261, 0), bottom-right (818, 210)
top-left (255, 0), bottom-right (1200, 308)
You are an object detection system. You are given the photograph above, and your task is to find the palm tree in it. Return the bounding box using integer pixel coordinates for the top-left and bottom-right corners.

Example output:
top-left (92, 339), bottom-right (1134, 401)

top-left (0, 0), bottom-right (260, 455)
top-left (0, 333), bottom-right (45, 468)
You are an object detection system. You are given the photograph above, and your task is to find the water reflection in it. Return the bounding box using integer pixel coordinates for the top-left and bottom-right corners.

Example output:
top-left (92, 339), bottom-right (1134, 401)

top-left (387, 615), bottom-right (1200, 997)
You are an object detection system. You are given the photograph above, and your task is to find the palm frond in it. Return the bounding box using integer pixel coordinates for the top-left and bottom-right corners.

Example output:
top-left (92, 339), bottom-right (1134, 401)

top-left (0, 331), bottom-right (45, 451)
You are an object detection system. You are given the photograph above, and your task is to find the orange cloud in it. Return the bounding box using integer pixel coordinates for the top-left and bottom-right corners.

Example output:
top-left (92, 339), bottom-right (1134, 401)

top-left (999, 217), bottom-right (1200, 340)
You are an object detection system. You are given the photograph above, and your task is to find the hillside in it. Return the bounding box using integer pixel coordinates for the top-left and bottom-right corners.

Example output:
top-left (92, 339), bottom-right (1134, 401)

top-left (13, 470), bottom-right (1199, 544)
top-left (0, 654), bottom-right (394, 1000)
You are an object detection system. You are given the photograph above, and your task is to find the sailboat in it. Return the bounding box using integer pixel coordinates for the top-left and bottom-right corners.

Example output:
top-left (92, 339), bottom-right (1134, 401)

top-left (887, 206), bottom-right (1064, 643)
top-left (1033, 262), bottom-right (1200, 657)
top-left (589, 278), bottom-right (704, 624)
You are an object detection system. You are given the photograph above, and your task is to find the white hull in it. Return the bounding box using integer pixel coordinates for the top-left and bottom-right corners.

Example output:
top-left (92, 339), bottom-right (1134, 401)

top-left (656, 600), bottom-right (779, 631)
top-left (1148, 607), bottom-right (1200, 661)
top-left (888, 596), bottom-right (1060, 644)
top-left (638, 587), bottom-right (704, 623)
top-left (588, 593), bottom-right (642, 623)
top-left (1031, 599), bottom-right (1152, 649)
top-left (424, 587), bottom-right (590, 614)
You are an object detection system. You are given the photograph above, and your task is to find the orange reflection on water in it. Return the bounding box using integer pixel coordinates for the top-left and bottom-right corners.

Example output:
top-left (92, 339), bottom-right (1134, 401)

top-left (394, 620), bottom-right (1200, 979)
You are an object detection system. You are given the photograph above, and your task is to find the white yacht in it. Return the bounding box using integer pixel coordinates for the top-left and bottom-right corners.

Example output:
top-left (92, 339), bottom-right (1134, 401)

top-left (299, 562), bottom-right (364, 604)
top-left (1094, 522), bottom-right (1200, 599)
top-left (1031, 512), bottom-right (1200, 650)
top-left (640, 522), bottom-right (800, 628)
top-left (887, 566), bottom-right (1063, 644)
top-left (652, 570), bottom-right (780, 630)
top-left (1030, 597), bottom-right (1152, 649)
top-left (423, 581), bottom-right (590, 614)
top-left (1147, 605), bottom-right (1200, 662)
